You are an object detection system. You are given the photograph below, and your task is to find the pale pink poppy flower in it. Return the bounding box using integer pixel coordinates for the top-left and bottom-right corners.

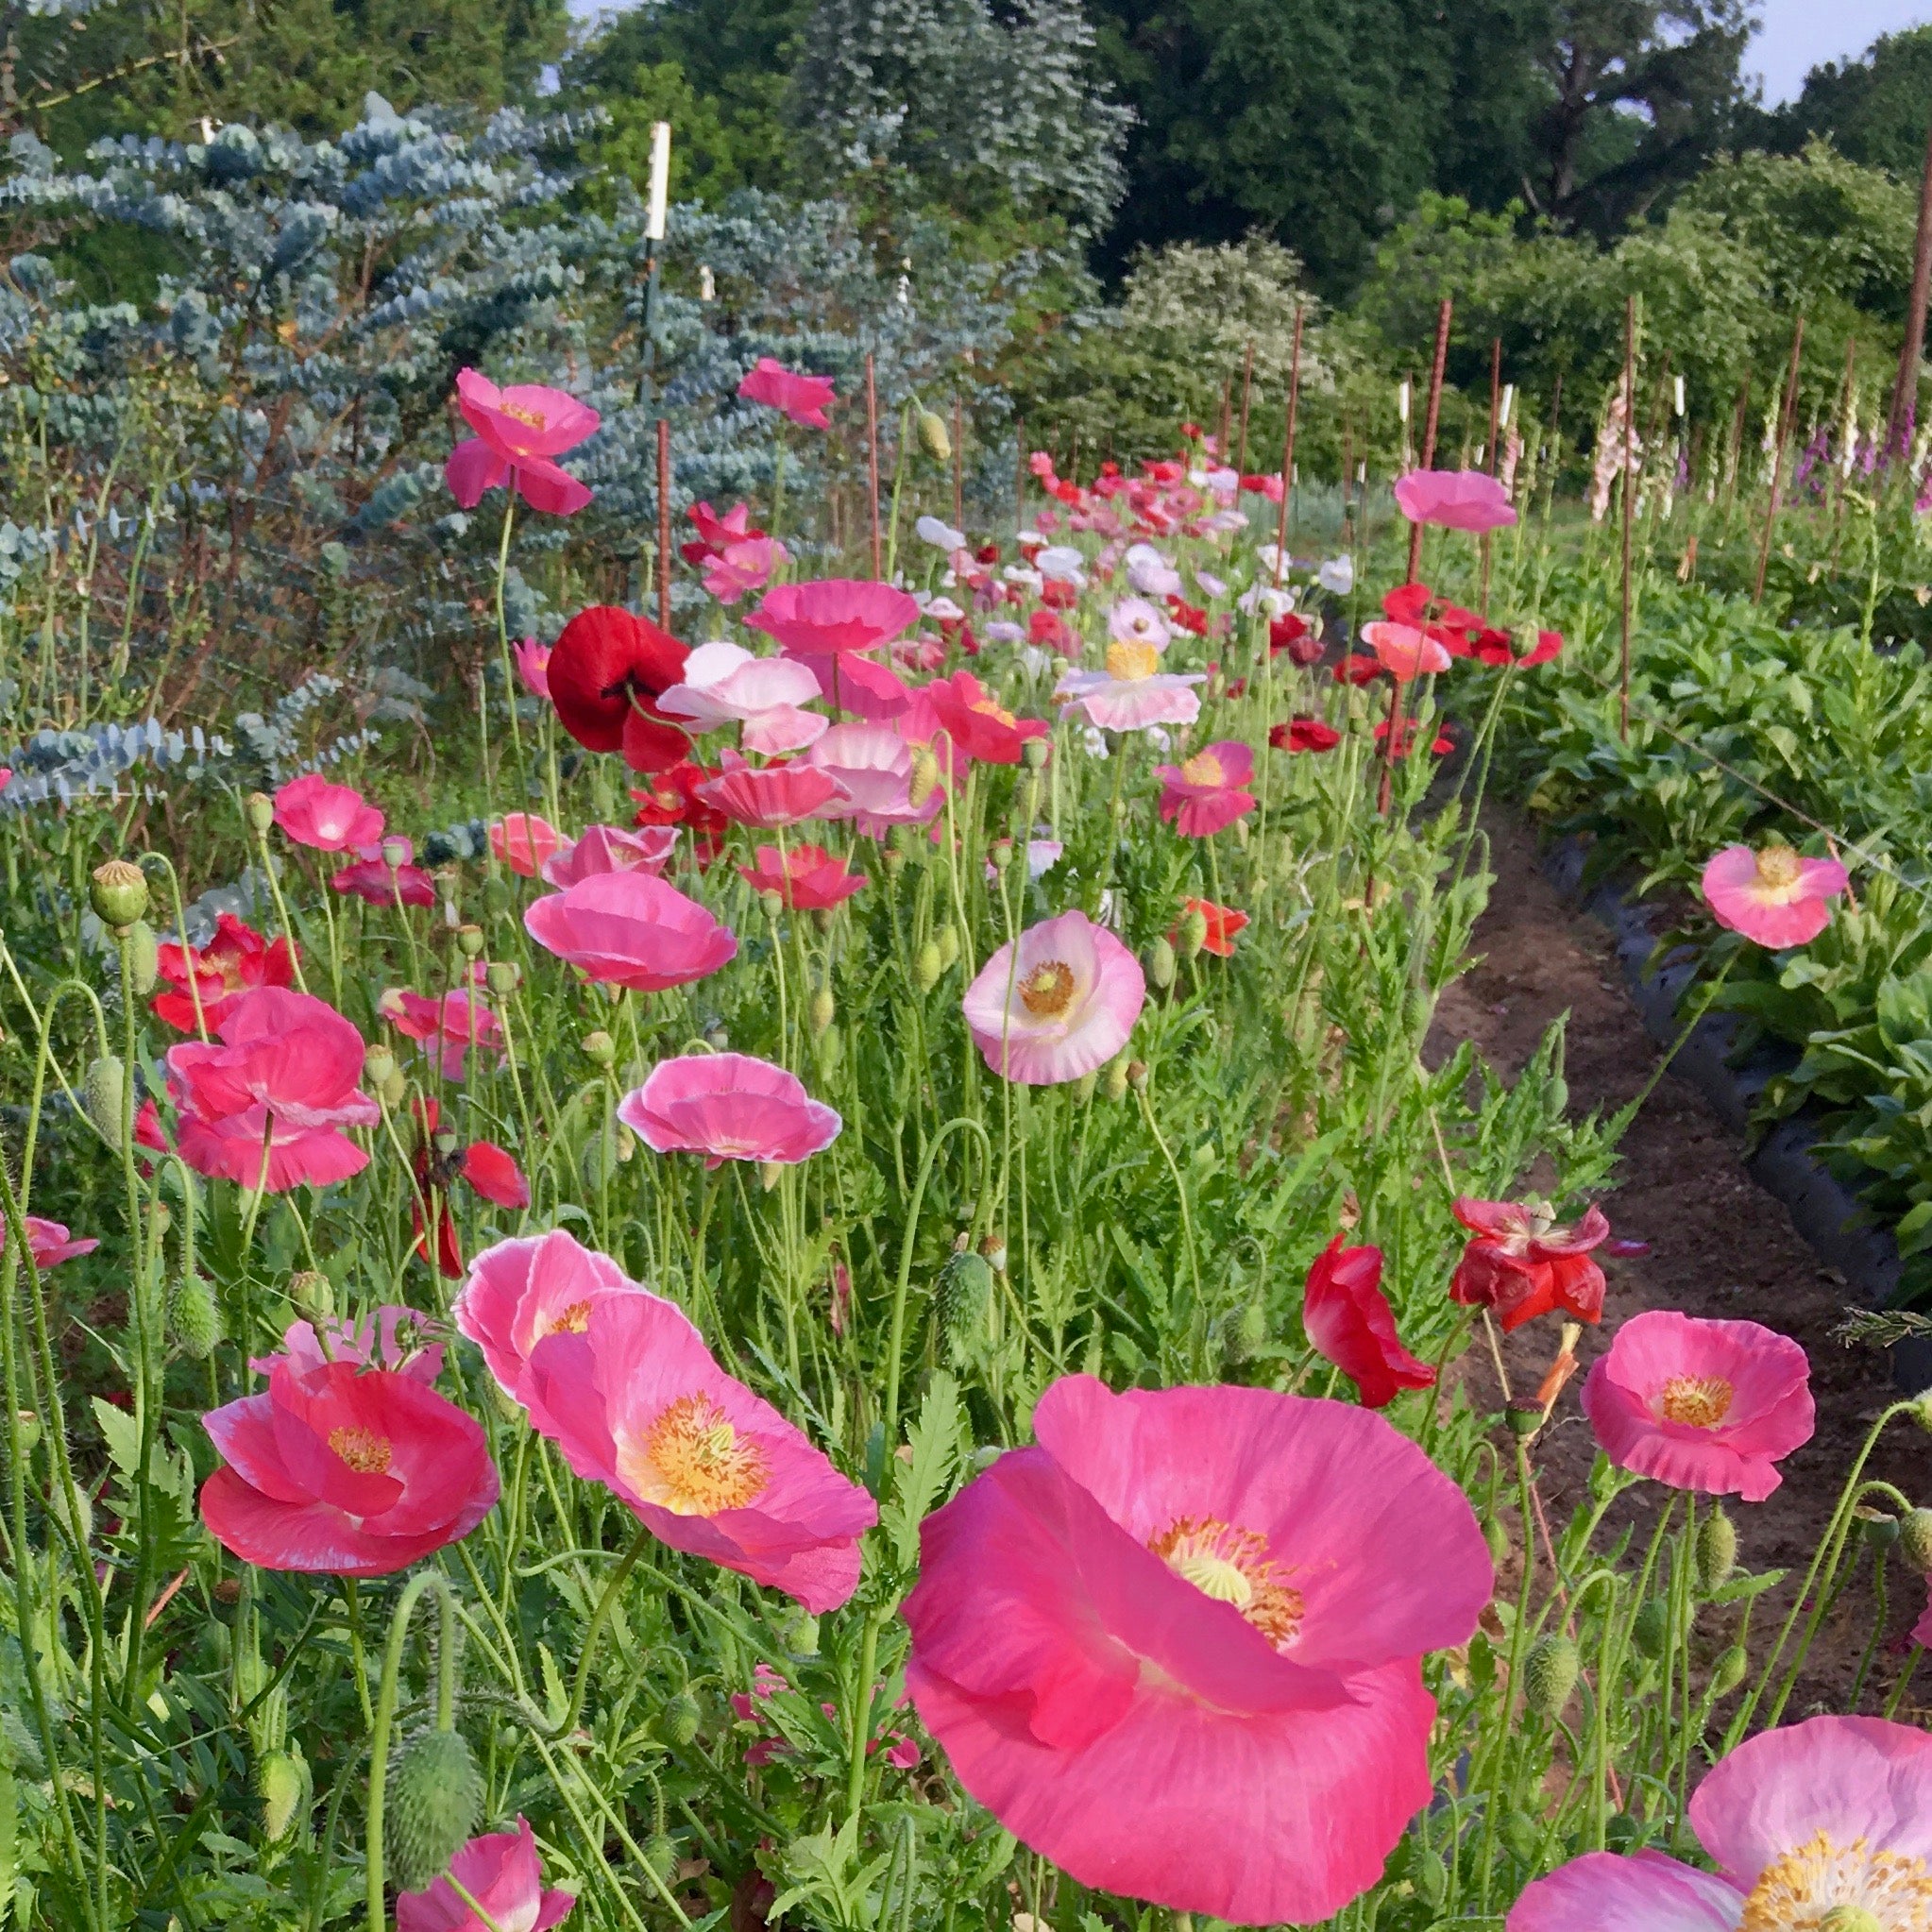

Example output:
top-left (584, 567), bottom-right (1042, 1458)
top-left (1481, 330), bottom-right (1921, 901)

top-left (1507, 1716), bottom-right (1932, 1932)
top-left (255, 1305), bottom-right (445, 1385)
top-left (273, 773), bottom-right (383, 852)
top-left (454, 1228), bottom-right (645, 1405)
top-left (1393, 468), bottom-right (1517, 532)
top-left (397, 1816), bottom-right (574, 1932)
top-left (330, 838), bottom-right (436, 908)
top-left (1154, 739), bottom-right (1256, 837)
top-left (540, 822), bottom-right (677, 889)
top-left (701, 535), bottom-right (788, 603)
top-left (514, 637), bottom-right (552, 698)
top-left (525, 1293), bottom-right (877, 1609)
top-left (797, 723), bottom-right (939, 832)
top-left (656, 641), bottom-right (829, 754)
top-left (490, 813), bottom-right (564, 879)
top-left (1581, 1308), bottom-right (1814, 1501)
top-left (1056, 646), bottom-right (1205, 733)
top-left (1124, 543), bottom-right (1182, 598)
top-left (962, 908), bottom-right (1144, 1085)
top-left (378, 988), bottom-right (503, 1081)
top-left (1701, 844), bottom-right (1848, 948)
top-left (618, 1053), bottom-right (841, 1166)
top-left (1361, 619), bottom-right (1452, 683)
top-left (905, 1375), bottom-right (1492, 1925)
top-left (737, 357), bottom-right (836, 431)
top-left (524, 872), bottom-right (737, 991)
top-left (1108, 596), bottom-right (1171, 650)
top-left (5, 1217), bottom-right (99, 1269)
top-left (694, 753), bottom-right (846, 828)
top-left (444, 367), bottom-right (598, 517)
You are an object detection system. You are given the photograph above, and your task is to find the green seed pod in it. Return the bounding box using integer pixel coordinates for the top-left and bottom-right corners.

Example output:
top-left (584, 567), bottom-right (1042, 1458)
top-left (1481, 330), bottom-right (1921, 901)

top-left (808, 987), bottom-right (836, 1037)
top-left (1177, 908), bottom-right (1208, 961)
top-left (913, 941), bottom-right (943, 992)
top-left (935, 924), bottom-right (960, 972)
top-left (1483, 1517), bottom-right (1510, 1568)
top-left (1898, 1507), bottom-right (1932, 1575)
top-left (456, 923), bottom-right (486, 958)
top-left (1146, 937), bottom-right (1177, 991)
top-left (581, 1030), bottom-right (617, 1067)
top-left (1522, 1634), bottom-right (1579, 1718)
top-left (289, 1269), bottom-right (333, 1319)
top-left (1697, 1504), bottom-right (1737, 1594)
top-left (246, 791), bottom-right (276, 835)
top-left (1631, 1598), bottom-right (1669, 1660)
top-left (485, 960), bottom-right (519, 997)
top-left (1021, 737), bottom-right (1049, 771)
top-left (90, 859), bottom-right (149, 929)
top-left (1711, 1644), bottom-right (1749, 1697)
top-left (124, 920), bottom-right (159, 995)
top-left (364, 1043), bottom-right (397, 1087)
top-left (642, 1832), bottom-right (680, 1884)
top-left (1819, 1908), bottom-right (1883, 1932)
top-left (656, 1692), bottom-right (701, 1748)
top-left (170, 1270), bottom-right (223, 1360)
top-left (83, 1054), bottom-right (127, 1140)
top-left (918, 410), bottom-right (951, 463)
top-left (385, 1727), bottom-right (483, 1892)
top-left (257, 1748), bottom-right (307, 1842)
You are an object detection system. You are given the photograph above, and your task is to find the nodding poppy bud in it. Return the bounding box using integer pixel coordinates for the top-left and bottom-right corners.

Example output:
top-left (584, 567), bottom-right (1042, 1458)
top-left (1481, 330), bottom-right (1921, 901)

top-left (1711, 1644), bottom-right (1748, 1696)
top-left (485, 960), bottom-right (519, 996)
top-left (760, 1161), bottom-right (783, 1193)
top-left (1102, 1057), bottom-right (1129, 1102)
top-left (1631, 1598), bottom-right (1669, 1660)
top-left (1021, 737), bottom-right (1049, 771)
top-left (456, 924), bottom-right (486, 958)
top-left (643, 1833), bottom-right (680, 1883)
top-left (126, 920), bottom-right (159, 993)
top-left (381, 838), bottom-right (411, 871)
top-left (1075, 1069), bottom-right (1098, 1102)
top-left (83, 1055), bottom-right (127, 1140)
top-left (380, 1069), bottom-right (409, 1109)
top-left (656, 1691), bottom-right (702, 1747)
top-left (918, 410), bottom-right (952, 463)
top-left (934, 925), bottom-right (960, 971)
top-left (913, 941), bottom-right (943, 992)
top-left (289, 1269), bottom-right (333, 1319)
top-left (1697, 1505), bottom-right (1737, 1593)
top-left (1483, 1517), bottom-right (1509, 1567)
top-left (760, 890), bottom-right (784, 921)
top-left (1145, 937), bottom-right (1177, 990)
top-left (90, 859), bottom-right (149, 930)
top-left (1862, 1508), bottom-right (1899, 1549)
top-left (246, 792), bottom-right (276, 835)
top-left (939, 1249), bottom-right (996, 1353)
top-left (908, 747), bottom-right (941, 808)
top-left (385, 1727), bottom-right (482, 1892)
top-left (1899, 1507), bottom-right (1932, 1575)
top-left (1178, 907), bottom-right (1209, 959)
top-left (364, 1045), bottom-right (396, 1087)
top-left (581, 1029), bottom-right (616, 1066)
top-left (808, 987), bottom-right (836, 1036)
top-left (1522, 1635), bottom-right (1579, 1718)
top-left (257, 1748), bottom-right (307, 1842)
top-left (170, 1269), bottom-right (222, 1359)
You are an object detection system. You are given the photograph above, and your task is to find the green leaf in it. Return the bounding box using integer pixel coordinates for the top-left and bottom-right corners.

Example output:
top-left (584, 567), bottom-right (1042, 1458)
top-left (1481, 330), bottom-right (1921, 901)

top-left (884, 1371), bottom-right (963, 1572)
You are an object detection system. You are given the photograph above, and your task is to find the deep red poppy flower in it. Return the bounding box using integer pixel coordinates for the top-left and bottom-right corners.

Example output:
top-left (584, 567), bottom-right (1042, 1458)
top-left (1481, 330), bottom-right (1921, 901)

top-left (409, 1098), bottom-right (530, 1278)
top-left (1268, 612), bottom-right (1321, 664)
top-left (1333, 655), bottom-right (1382, 686)
top-left (1449, 1196), bottom-right (1610, 1331)
top-left (1271, 717), bottom-right (1342, 753)
top-left (1381, 583), bottom-right (1482, 655)
top-left (1165, 596), bottom-right (1208, 636)
top-left (1374, 719), bottom-right (1455, 760)
top-left (1304, 1237), bottom-right (1437, 1409)
top-left (631, 758), bottom-right (728, 835)
top-left (547, 605), bottom-right (690, 773)
top-left (1473, 626), bottom-right (1563, 668)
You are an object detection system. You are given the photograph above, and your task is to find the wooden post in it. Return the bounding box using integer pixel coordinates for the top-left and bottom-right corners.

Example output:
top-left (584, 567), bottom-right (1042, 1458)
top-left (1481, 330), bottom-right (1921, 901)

top-left (1723, 375), bottom-right (1752, 518)
top-left (1754, 314), bottom-right (1805, 604)
top-left (1405, 297), bottom-right (1452, 585)
top-left (1619, 297), bottom-right (1635, 740)
top-left (656, 417), bottom-right (673, 633)
top-left (1235, 339), bottom-right (1255, 473)
top-left (1272, 305), bottom-right (1304, 588)
top-left (1482, 336), bottom-right (1501, 616)
top-left (1216, 378), bottom-right (1231, 459)
top-left (865, 353), bottom-right (883, 578)
top-left (952, 394), bottom-right (964, 531)
top-left (1015, 415), bottom-right (1025, 534)
top-left (1890, 110), bottom-right (1932, 452)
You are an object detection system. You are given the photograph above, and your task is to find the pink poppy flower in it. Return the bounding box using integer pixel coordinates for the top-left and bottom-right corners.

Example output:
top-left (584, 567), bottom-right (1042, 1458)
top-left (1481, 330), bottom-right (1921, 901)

top-left (1701, 843), bottom-right (1848, 948)
top-left (737, 843), bottom-right (867, 909)
top-left (1361, 620), bottom-right (1452, 684)
top-left (737, 357), bottom-right (836, 431)
top-left (618, 1053), bottom-right (841, 1167)
top-left (787, 647), bottom-right (914, 721)
top-left (701, 536), bottom-right (788, 603)
top-left (397, 1816), bottom-right (574, 1932)
top-left (656, 642), bottom-right (828, 755)
top-left (694, 754), bottom-right (845, 828)
top-left (524, 873), bottom-right (737, 991)
top-left (514, 637), bottom-right (552, 698)
top-left (962, 909), bottom-right (1144, 1085)
top-left (200, 1356), bottom-right (498, 1575)
top-left (1303, 1237), bottom-right (1435, 1410)
top-left (923, 671), bottom-right (1050, 765)
top-left (1449, 1195), bottom-right (1610, 1331)
top-left (1507, 1716), bottom-right (1932, 1932)
top-left (683, 499), bottom-right (761, 560)
top-left (1056, 634), bottom-right (1205, 733)
top-left (6, 1217), bottom-right (98, 1270)
top-left (1154, 740), bottom-right (1256, 837)
top-left (540, 822), bottom-right (677, 889)
top-left (379, 989), bottom-right (503, 1081)
top-left (797, 724), bottom-right (941, 832)
top-left (444, 367), bottom-right (599, 517)
top-left (454, 1228), bottom-right (645, 1405)
top-left (490, 813), bottom-right (564, 879)
top-left (1393, 468), bottom-right (1517, 533)
top-left (273, 774), bottom-right (383, 853)
top-left (153, 914), bottom-right (297, 1033)
top-left (257, 1304), bottom-right (445, 1385)
top-left (1580, 1308), bottom-right (1814, 1501)
top-left (525, 1293), bottom-right (876, 1609)
top-left (744, 579), bottom-right (921, 658)
top-left (165, 987), bottom-right (380, 1191)
top-left (331, 838), bottom-right (437, 909)
top-left (1108, 596), bottom-right (1172, 650)
top-left (904, 1375), bottom-right (1492, 1925)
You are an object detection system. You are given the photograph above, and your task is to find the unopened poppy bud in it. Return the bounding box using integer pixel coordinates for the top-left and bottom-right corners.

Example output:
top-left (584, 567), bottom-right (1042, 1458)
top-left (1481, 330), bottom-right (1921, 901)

top-left (170, 1268), bottom-right (223, 1359)
top-left (1861, 1507), bottom-right (1899, 1549)
top-left (913, 941), bottom-right (943, 991)
top-left (381, 838), bottom-right (411, 871)
top-left (90, 858), bottom-right (149, 929)
top-left (908, 747), bottom-right (940, 808)
top-left (1898, 1507), bottom-right (1932, 1574)
top-left (1102, 1057), bottom-right (1129, 1101)
top-left (1522, 1634), bottom-right (1578, 1717)
top-left (808, 987), bottom-right (836, 1036)
top-left (582, 1029), bottom-right (616, 1066)
top-left (1710, 1643), bottom-right (1748, 1697)
top-left (246, 791), bottom-right (275, 835)
top-left (990, 838), bottom-right (1013, 872)
top-left (126, 919), bottom-right (159, 992)
top-left (1126, 1059), bottom-right (1149, 1093)
top-left (480, 875), bottom-right (512, 919)
top-left (642, 1832), bottom-right (679, 1883)
top-left (257, 1747), bottom-right (307, 1842)
top-left (456, 924), bottom-right (485, 958)
top-left (380, 1069), bottom-right (409, 1108)
top-left (151, 1199), bottom-right (173, 1238)
top-left (918, 409), bottom-right (951, 462)
top-left (760, 889), bottom-right (784, 921)
top-left (288, 1269), bottom-right (333, 1318)
top-left (1483, 1517), bottom-right (1509, 1567)
top-left (884, 847), bottom-right (907, 878)
top-left (656, 1690), bottom-right (702, 1747)
top-left (1146, 937), bottom-right (1177, 989)
top-left (485, 960), bottom-right (519, 996)
top-left (1178, 907), bottom-right (1208, 959)
top-left (978, 1231), bottom-right (1008, 1273)
top-left (14, 1411), bottom-right (39, 1453)
top-left (1696, 1504), bottom-right (1737, 1592)
top-left (1021, 737), bottom-right (1049, 771)
top-left (1631, 1597), bottom-right (1669, 1659)
top-left (385, 1727), bottom-right (483, 1892)
top-left (364, 1044), bottom-right (396, 1087)
top-left (935, 924), bottom-right (960, 971)
top-left (1230, 815), bottom-right (1249, 850)
top-left (83, 1054), bottom-right (127, 1139)
top-left (760, 1161), bottom-right (783, 1193)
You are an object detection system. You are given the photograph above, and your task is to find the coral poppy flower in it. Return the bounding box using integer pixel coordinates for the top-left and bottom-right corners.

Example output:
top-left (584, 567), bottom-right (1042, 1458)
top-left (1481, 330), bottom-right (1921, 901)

top-left (1333, 655), bottom-right (1382, 686)
top-left (1155, 740), bottom-right (1256, 837)
top-left (524, 873), bottom-right (737, 991)
top-left (1374, 718), bottom-right (1455, 760)
top-left (1362, 621), bottom-right (1452, 683)
top-left (1507, 1717), bottom-right (1932, 1932)
top-left (1580, 1309), bottom-right (1814, 1501)
top-left (455, 1228), bottom-right (644, 1404)
top-left (397, 1816), bottom-right (574, 1932)
top-left (331, 839), bottom-right (437, 909)
top-left (273, 774), bottom-right (383, 853)
top-left (514, 637), bottom-right (552, 698)
top-left (962, 909), bottom-right (1145, 1085)
top-left (618, 1053), bottom-right (841, 1166)
top-left (737, 357), bottom-right (836, 431)
top-left (905, 1375), bottom-right (1492, 1926)
top-left (201, 1355), bottom-right (498, 1575)
top-left (524, 1294), bottom-right (877, 1610)
top-left (694, 753), bottom-right (846, 828)
top-left (1171, 897), bottom-right (1247, 958)
top-left (485, 813), bottom-right (560, 880)
top-left (260, 1305), bottom-right (445, 1385)
top-left (1303, 1238), bottom-right (1435, 1410)
top-left (1269, 612), bottom-right (1322, 665)
top-left (630, 759), bottom-right (728, 835)
top-left (444, 367), bottom-right (598, 517)
top-left (547, 606), bottom-right (691, 774)
top-left (1449, 1196), bottom-right (1610, 1331)
top-left (540, 822), bottom-right (677, 888)
top-left (1381, 582), bottom-right (1482, 653)
top-left (798, 724), bottom-right (940, 831)
top-left (379, 988), bottom-right (503, 1082)
top-left (6, 1217), bottom-right (98, 1270)
top-left (657, 641), bottom-right (828, 755)
top-left (1701, 844), bottom-right (1848, 948)
top-left (924, 671), bottom-right (1051, 764)
top-left (737, 843), bottom-right (867, 909)
top-left (1270, 717), bottom-right (1341, 753)
top-left (153, 913), bottom-right (297, 1032)
top-left (1393, 468), bottom-right (1517, 533)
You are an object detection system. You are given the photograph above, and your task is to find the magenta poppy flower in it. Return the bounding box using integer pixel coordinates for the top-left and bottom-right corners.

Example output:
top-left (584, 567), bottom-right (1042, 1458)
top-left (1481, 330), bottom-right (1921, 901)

top-left (618, 1053), bottom-right (842, 1167)
top-left (514, 636), bottom-right (552, 698)
top-left (445, 367), bottom-right (599, 517)
top-left (694, 754), bottom-right (845, 828)
top-left (737, 843), bottom-right (867, 909)
top-left (683, 499), bottom-right (761, 559)
top-left (273, 773), bottom-right (383, 853)
top-left (6, 1216), bottom-right (99, 1270)
top-left (797, 724), bottom-right (940, 831)
top-left (702, 536), bottom-right (788, 603)
top-left (744, 579), bottom-right (921, 658)
top-left (1303, 1237), bottom-right (1436, 1410)
top-left (1393, 468), bottom-right (1517, 533)
top-left (200, 1356), bottom-right (498, 1576)
top-left (490, 813), bottom-right (563, 879)
top-left (787, 646), bottom-right (913, 721)
top-left (540, 822), bottom-right (677, 889)
top-left (454, 1228), bottom-right (646, 1406)
top-left (257, 1304), bottom-right (445, 1385)
top-left (962, 909), bottom-right (1144, 1085)
top-left (524, 1293), bottom-right (876, 1610)
top-left (379, 989), bottom-right (503, 1082)
top-left (1701, 844), bottom-right (1848, 948)
top-left (905, 1375), bottom-right (1492, 1925)
top-left (546, 606), bottom-right (691, 775)
top-left (331, 838), bottom-right (437, 909)
top-left (397, 1816), bottom-right (574, 1932)
top-left (1361, 620), bottom-right (1452, 683)
top-left (524, 872), bottom-right (737, 991)
top-left (737, 357), bottom-right (836, 431)
top-left (1580, 1308), bottom-right (1814, 1501)
top-left (1154, 740), bottom-right (1256, 837)
top-left (1507, 1716), bottom-right (1932, 1932)
top-left (657, 642), bottom-right (828, 755)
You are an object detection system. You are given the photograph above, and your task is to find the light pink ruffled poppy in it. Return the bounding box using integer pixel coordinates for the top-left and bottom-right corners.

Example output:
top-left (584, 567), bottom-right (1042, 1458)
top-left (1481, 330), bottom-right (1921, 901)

top-left (524, 872), bottom-right (737, 991)
top-left (1507, 1716), bottom-right (1932, 1932)
top-left (378, 988), bottom-right (503, 1082)
top-left (1701, 844), bottom-right (1848, 948)
top-left (618, 1053), bottom-right (841, 1167)
top-left (253, 1304), bottom-right (445, 1385)
top-left (1056, 633), bottom-right (1205, 732)
top-left (1580, 1308), bottom-right (1814, 1501)
top-left (5, 1216), bottom-right (99, 1270)
top-left (490, 812), bottom-right (563, 879)
top-left (962, 909), bottom-right (1144, 1085)
top-left (737, 357), bottom-right (836, 430)
top-left (454, 1228), bottom-right (645, 1405)
top-left (1393, 468), bottom-right (1517, 533)
top-left (1361, 619), bottom-right (1452, 683)
top-left (657, 641), bottom-right (829, 754)
top-left (273, 773), bottom-right (383, 853)
top-left (737, 843), bottom-right (867, 909)
top-left (444, 367), bottom-right (599, 517)
top-left (1155, 739), bottom-right (1256, 837)
top-left (905, 1375), bottom-right (1493, 1925)
top-left (797, 724), bottom-right (941, 832)
top-left (694, 753), bottom-right (845, 828)
top-left (701, 536), bottom-right (788, 603)
top-left (540, 822), bottom-right (677, 889)
top-left (525, 1293), bottom-right (876, 1610)
top-left (397, 1816), bottom-right (574, 1932)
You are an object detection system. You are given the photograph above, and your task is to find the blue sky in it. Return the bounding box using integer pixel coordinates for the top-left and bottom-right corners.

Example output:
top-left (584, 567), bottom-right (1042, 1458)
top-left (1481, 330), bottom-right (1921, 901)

top-left (1752, 0), bottom-right (1932, 100)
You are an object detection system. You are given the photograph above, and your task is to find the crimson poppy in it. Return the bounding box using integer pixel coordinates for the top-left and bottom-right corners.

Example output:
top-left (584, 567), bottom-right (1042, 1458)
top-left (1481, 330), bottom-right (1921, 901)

top-left (547, 605), bottom-right (690, 773)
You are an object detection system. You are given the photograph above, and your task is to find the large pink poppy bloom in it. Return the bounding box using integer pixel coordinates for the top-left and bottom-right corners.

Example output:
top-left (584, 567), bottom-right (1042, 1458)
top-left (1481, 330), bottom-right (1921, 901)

top-left (1701, 844), bottom-right (1848, 949)
top-left (1154, 740), bottom-right (1256, 837)
top-left (330, 837), bottom-right (437, 909)
top-left (737, 843), bottom-right (867, 909)
top-left (524, 1293), bottom-right (876, 1610)
top-left (524, 872), bottom-right (737, 991)
top-left (1303, 1237), bottom-right (1435, 1410)
top-left (744, 580), bottom-right (921, 658)
top-left (1580, 1308), bottom-right (1814, 1502)
top-left (657, 642), bottom-right (829, 755)
top-left (379, 988), bottom-right (503, 1082)
top-left (273, 773), bottom-right (383, 853)
top-left (737, 357), bottom-right (836, 431)
top-left (1449, 1195), bottom-right (1610, 1331)
top-left (1393, 468), bottom-right (1517, 533)
top-left (398, 1816), bottom-right (575, 1932)
top-left (257, 1304), bottom-right (445, 1385)
top-left (5, 1216), bottom-right (99, 1270)
top-left (1361, 620), bottom-right (1452, 684)
top-left (540, 822), bottom-right (677, 889)
top-left (201, 1356), bottom-right (498, 1576)
top-left (454, 1228), bottom-right (645, 1406)
top-left (905, 1376), bottom-right (1492, 1925)
top-left (618, 1053), bottom-right (842, 1167)
top-left (445, 367), bottom-right (598, 517)
top-left (490, 813), bottom-right (564, 879)
top-left (694, 754), bottom-right (846, 828)
top-left (1507, 1716), bottom-right (1932, 1932)
top-left (962, 909), bottom-right (1144, 1085)
top-left (166, 987), bottom-right (379, 1191)
top-left (1056, 636), bottom-right (1205, 733)
top-left (798, 723), bottom-right (942, 833)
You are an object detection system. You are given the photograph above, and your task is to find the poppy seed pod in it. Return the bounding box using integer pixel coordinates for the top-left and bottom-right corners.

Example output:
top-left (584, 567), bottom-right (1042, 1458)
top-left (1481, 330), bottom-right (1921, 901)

top-left (381, 837), bottom-right (412, 872)
top-left (288, 1269), bottom-right (333, 1319)
top-left (990, 839), bottom-right (1013, 872)
top-left (581, 1029), bottom-right (617, 1066)
top-left (1523, 1634), bottom-right (1579, 1717)
top-left (760, 889), bottom-right (785, 921)
top-left (1021, 736), bottom-right (1049, 771)
top-left (364, 1044), bottom-right (396, 1088)
top-left (90, 859), bottom-right (149, 930)
top-left (485, 960), bottom-right (519, 996)
top-left (1900, 1507), bottom-right (1932, 1575)
top-left (456, 924), bottom-right (486, 958)
top-left (386, 1727), bottom-right (483, 1891)
top-left (918, 410), bottom-right (951, 463)
top-left (246, 791), bottom-right (276, 835)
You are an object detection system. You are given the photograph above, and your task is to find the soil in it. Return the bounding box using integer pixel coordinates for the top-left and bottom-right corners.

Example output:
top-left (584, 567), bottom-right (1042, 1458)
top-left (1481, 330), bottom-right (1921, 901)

top-left (1425, 808), bottom-right (1928, 1723)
